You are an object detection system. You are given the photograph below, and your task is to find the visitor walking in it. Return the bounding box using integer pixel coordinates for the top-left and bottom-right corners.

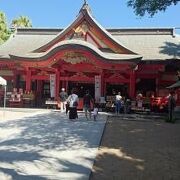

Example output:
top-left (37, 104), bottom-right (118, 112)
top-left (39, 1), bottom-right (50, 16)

top-left (67, 88), bottom-right (79, 120)
top-left (115, 91), bottom-right (122, 115)
top-left (83, 90), bottom-right (94, 119)
top-left (168, 91), bottom-right (176, 122)
top-left (92, 103), bottom-right (99, 121)
top-left (59, 88), bottom-right (68, 112)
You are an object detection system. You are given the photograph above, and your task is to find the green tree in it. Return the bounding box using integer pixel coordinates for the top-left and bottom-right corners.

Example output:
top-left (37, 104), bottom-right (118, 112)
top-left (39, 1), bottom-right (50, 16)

top-left (0, 12), bottom-right (10, 44)
top-left (11, 15), bottom-right (32, 28)
top-left (128, 0), bottom-right (180, 16)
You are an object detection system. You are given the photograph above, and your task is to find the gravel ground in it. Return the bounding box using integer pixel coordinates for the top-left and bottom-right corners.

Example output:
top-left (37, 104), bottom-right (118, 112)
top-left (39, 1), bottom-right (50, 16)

top-left (90, 115), bottom-right (180, 180)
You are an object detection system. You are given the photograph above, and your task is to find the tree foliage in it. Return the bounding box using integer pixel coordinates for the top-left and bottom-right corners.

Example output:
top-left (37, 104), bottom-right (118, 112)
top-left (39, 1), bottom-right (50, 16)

top-left (127, 0), bottom-right (180, 16)
top-left (11, 16), bottom-right (32, 28)
top-left (0, 13), bottom-right (32, 44)
top-left (0, 12), bottom-right (10, 44)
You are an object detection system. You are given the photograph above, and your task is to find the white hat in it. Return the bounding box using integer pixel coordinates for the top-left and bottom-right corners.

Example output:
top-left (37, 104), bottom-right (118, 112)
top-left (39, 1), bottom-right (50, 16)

top-left (62, 88), bottom-right (65, 91)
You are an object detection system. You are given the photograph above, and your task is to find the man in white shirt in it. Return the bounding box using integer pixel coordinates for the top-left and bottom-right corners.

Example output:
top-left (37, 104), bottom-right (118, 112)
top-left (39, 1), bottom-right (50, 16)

top-left (115, 92), bottom-right (122, 114)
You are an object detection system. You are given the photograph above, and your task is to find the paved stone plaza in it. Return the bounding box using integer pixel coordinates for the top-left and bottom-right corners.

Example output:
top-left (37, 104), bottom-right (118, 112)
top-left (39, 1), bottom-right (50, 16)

top-left (0, 108), bottom-right (106, 180)
top-left (0, 108), bottom-right (180, 180)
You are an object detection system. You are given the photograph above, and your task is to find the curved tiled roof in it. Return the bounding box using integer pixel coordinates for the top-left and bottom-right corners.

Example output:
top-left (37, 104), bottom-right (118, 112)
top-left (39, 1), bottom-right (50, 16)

top-left (9, 40), bottom-right (142, 63)
top-left (0, 27), bottom-right (180, 61)
top-left (0, 4), bottom-right (179, 62)
top-left (0, 29), bottom-right (57, 59)
top-left (113, 30), bottom-right (180, 61)
top-left (32, 4), bottom-right (137, 54)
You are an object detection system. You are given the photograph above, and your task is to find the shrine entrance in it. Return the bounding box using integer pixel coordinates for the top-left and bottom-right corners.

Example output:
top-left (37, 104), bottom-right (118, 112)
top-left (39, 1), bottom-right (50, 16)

top-left (136, 78), bottom-right (156, 97)
top-left (106, 83), bottom-right (128, 97)
top-left (68, 81), bottom-right (95, 98)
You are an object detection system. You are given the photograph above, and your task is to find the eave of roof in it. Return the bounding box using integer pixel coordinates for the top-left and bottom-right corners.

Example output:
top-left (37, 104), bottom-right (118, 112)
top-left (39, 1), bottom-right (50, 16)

top-left (9, 40), bottom-right (142, 63)
top-left (167, 80), bottom-right (180, 89)
top-left (106, 27), bottom-right (175, 35)
top-left (33, 4), bottom-right (139, 55)
top-left (0, 3), bottom-right (179, 62)
top-left (15, 27), bottom-right (63, 35)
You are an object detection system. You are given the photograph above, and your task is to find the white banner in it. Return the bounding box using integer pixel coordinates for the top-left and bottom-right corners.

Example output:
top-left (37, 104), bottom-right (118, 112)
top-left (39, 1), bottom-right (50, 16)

top-left (95, 75), bottom-right (101, 103)
top-left (50, 74), bottom-right (56, 98)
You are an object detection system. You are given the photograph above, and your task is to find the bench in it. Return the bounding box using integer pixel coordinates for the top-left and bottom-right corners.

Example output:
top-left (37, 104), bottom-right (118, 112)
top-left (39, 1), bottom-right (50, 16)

top-left (45, 100), bottom-right (59, 109)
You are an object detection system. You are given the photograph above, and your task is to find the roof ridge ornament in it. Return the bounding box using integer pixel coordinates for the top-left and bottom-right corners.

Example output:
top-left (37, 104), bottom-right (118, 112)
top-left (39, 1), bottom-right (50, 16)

top-left (79, 0), bottom-right (92, 14)
top-left (84, 0), bottom-right (87, 5)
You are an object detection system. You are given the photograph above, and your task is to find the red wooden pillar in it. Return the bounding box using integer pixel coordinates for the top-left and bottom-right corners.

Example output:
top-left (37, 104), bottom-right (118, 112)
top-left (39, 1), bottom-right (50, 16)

top-left (129, 70), bottom-right (136, 99)
top-left (55, 70), bottom-right (60, 100)
top-left (13, 70), bottom-right (17, 88)
top-left (25, 68), bottom-right (31, 92)
top-left (101, 72), bottom-right (104, 96)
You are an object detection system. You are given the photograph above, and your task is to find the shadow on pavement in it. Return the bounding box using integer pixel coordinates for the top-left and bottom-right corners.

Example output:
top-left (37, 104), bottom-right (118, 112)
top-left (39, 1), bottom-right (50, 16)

top-left (0, 111), bottom-right (106, 180)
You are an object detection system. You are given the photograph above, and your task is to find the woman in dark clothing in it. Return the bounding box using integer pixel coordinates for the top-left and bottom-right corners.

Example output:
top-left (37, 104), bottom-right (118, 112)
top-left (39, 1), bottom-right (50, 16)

top-left (168, 91), bottom-right (176, 122)
top-left (83, 90), bottom-right (94, 119)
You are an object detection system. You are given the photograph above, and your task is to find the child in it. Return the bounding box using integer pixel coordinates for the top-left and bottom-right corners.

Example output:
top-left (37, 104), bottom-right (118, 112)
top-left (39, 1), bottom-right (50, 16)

top-left (92, 104), bottom-right (99, 121)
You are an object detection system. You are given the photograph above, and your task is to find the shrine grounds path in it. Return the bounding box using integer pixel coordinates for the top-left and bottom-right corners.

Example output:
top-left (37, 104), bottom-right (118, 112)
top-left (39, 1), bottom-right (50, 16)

top-left (90, 114), bottom-right (180, 180)
top-left (0, 108), bottom-right (106, 180)
top-left (0, 108), bottom-right (180, 180)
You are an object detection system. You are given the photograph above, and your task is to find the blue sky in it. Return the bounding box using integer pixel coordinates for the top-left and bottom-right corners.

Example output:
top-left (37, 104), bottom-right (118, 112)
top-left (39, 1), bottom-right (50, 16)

top-left (1, 0), bottom-right (180, 34)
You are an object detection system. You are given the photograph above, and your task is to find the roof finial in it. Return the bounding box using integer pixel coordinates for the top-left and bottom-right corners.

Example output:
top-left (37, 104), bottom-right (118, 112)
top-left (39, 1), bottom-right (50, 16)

top-left (79, 0), bottom-right (91, 14)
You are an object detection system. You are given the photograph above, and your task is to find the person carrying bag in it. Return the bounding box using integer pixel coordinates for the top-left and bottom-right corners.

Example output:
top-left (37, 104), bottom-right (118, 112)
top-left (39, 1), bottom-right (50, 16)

top-left (67, 88), bottom-right (79, 120)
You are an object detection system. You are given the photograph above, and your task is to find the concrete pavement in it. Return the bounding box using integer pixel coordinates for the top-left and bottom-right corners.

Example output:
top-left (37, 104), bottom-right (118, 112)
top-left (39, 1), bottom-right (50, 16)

top-left (0, 108), bottom-right (106, 180)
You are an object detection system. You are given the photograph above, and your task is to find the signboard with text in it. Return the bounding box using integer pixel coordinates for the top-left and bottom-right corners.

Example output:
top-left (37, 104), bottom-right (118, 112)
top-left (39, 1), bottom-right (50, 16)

top-left (95, 75), bottom-right (101, 102)
top-left (50, 74), bottom-right (56, 98)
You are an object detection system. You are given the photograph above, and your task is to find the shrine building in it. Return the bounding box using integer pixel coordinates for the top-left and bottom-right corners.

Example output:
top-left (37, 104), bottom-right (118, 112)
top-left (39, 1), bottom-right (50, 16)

top-left (0, 3), bottom-right (180, 107)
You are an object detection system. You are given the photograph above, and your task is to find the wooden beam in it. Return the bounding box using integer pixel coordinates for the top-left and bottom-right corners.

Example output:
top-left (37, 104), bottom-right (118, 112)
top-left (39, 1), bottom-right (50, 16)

top-left (31, 75), bottom-right (49, 80)
top-left (25, 68), bottom-right (31, 92)
top-left (136, 73), bottom-right (158, 79)
top-left (60, 76), bottom-right (94, 82)
top-left (129, 70), bottom-right (136, 98)
top-left (137, 64), bottom-right (165, 72)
